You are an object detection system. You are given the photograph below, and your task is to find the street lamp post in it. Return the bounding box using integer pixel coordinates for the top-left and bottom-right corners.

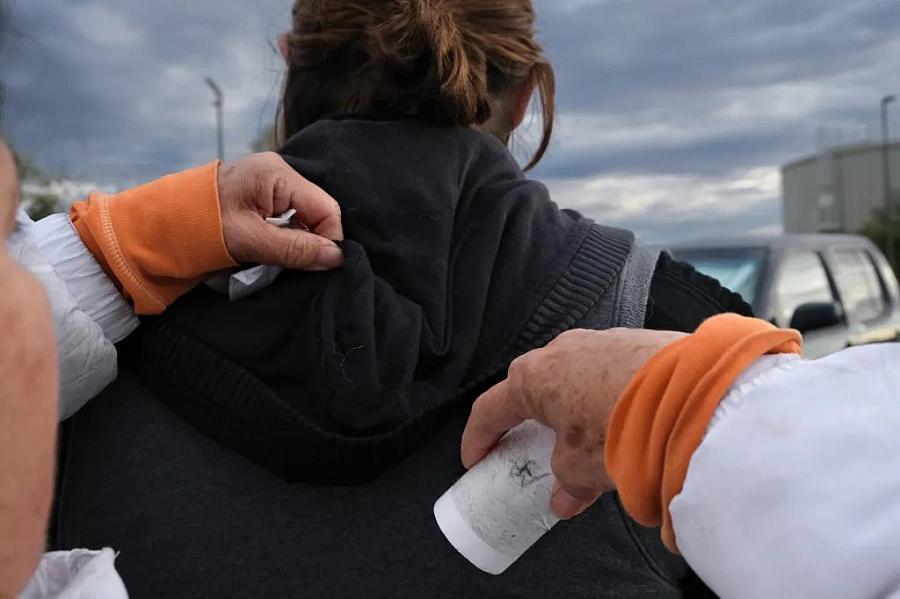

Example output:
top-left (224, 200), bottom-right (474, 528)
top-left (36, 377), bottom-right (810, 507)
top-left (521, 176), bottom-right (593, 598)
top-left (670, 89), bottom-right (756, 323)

top-left (205, 77), bottom-right (225, 163)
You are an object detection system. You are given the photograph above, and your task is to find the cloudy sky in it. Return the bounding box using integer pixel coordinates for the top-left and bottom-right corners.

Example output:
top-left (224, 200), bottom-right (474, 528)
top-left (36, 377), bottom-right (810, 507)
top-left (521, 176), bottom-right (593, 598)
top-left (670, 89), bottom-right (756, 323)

top-left (2, 0), bottom-right (899, 242)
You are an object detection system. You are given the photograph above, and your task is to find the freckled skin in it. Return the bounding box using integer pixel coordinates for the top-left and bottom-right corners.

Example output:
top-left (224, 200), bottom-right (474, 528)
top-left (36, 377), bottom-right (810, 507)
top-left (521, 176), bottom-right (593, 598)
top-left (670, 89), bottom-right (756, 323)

top-left (462, 327), bottom-right (686, 519)
top-left (565, 425), bottom-right (585, 447)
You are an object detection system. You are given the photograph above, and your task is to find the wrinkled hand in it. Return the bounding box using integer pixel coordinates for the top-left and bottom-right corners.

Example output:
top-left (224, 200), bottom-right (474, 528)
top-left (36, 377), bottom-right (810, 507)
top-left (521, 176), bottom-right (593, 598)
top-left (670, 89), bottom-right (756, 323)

top-left (218, 152), bottom-right (344, 271)
top-left (0, 252), bottom-right (59, 598)
top-left (461, 328), bottom-right (685, 520)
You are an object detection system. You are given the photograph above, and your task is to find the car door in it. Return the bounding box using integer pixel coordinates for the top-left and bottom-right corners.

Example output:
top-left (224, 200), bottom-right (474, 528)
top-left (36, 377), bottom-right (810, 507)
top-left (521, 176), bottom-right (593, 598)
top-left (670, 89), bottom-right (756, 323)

top-left (867, 247), bottom-right (900, 340)
top-left (771, 249), bottom-right (848, 358)
top-left (828, 246), bottom-right (897, 346)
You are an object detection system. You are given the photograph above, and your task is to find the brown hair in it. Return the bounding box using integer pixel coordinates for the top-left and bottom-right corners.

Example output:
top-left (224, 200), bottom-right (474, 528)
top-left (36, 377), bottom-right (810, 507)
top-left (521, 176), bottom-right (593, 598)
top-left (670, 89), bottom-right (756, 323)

top-left (281, 0), bottom-right (555, 170)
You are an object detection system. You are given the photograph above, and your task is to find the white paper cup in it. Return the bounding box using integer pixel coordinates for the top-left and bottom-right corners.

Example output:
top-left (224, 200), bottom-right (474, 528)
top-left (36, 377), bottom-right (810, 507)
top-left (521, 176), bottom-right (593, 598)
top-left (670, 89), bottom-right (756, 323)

top-left (434, 421), bottom-right (559, 575)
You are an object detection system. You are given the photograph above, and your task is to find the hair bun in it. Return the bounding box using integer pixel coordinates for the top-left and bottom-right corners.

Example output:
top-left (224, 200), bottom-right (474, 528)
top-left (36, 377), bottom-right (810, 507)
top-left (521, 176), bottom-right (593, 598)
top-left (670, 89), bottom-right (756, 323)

top-left (374, 0), bottom-right (492, 124)
top-left (284, 0), bottom-right (555, 170)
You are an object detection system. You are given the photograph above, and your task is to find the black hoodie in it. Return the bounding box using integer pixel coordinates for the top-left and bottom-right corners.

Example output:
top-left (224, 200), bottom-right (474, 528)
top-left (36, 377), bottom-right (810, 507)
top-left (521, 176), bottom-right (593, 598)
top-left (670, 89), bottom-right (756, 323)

top-left (120, 118), bottom-right (658, 484)
top-left (57, 119), bottom-right (747, 597)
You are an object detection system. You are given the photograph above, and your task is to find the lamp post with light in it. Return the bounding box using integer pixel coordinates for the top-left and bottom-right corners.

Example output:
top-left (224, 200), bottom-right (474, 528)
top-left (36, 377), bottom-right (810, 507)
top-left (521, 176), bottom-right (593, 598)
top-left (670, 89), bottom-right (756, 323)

top-left (205, 77), bottom-right (225, 163)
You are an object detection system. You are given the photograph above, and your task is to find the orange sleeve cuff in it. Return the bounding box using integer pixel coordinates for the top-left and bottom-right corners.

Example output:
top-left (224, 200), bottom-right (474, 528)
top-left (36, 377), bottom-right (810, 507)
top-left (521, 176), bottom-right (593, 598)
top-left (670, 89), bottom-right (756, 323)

top-left (70, 162), bottom-right (238, 315)
top-left (605, 314), bottom-right (802, 553)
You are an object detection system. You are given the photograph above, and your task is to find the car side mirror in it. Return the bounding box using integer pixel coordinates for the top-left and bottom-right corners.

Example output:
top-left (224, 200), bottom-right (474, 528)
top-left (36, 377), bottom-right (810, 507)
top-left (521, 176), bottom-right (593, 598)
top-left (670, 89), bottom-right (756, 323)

top-left (789, 302), bottom-right (843, 334)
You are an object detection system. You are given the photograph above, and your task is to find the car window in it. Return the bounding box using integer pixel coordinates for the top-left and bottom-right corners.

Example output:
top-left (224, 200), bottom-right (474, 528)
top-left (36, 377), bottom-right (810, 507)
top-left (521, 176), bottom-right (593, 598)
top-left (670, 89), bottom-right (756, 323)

top-left (672, 248), bottom-right (765, 306)
top-left (774, 251), bottom-right (834, 328)
top-left (832, 248), bottom-right (886, 322)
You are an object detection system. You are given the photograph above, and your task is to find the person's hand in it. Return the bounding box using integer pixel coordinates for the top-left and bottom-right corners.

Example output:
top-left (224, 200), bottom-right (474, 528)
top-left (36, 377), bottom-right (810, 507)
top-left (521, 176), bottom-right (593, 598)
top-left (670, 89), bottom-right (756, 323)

top-left (461, 328), bottom-right (686, 520)
top-left (218, 152), bottom-right (344, 271)
top-left (0, 252), bottom-right (59, 598)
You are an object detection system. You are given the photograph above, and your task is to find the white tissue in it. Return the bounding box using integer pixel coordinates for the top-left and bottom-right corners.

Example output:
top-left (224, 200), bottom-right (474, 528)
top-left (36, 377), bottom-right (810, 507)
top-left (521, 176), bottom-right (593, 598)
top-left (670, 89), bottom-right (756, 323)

top-left (18, 548), bottom-right (128, 599)
top-left (264, 208), bottom-right (297, 227)
top-left (206, 209), bottom-right (297, 300)
top-left (226, 264), bottom-right (284, 301)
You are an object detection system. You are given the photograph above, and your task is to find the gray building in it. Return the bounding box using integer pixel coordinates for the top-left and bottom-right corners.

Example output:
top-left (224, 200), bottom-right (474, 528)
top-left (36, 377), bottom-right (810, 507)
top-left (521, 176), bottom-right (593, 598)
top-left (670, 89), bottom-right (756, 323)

top-left (782, 141), bottom-right (900, 233)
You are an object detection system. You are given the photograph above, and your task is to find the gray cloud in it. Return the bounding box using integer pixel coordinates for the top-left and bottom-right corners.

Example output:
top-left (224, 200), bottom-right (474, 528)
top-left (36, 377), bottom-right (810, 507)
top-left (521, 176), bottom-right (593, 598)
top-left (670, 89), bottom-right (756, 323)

top-left (2, 0), bottom-right (288, 183)
top-left (1, 0), bottom-right (899, 241)
top-left (528, 0), bottom-right (900, 181)
top-left (538, 0), bottom-right (899, 112)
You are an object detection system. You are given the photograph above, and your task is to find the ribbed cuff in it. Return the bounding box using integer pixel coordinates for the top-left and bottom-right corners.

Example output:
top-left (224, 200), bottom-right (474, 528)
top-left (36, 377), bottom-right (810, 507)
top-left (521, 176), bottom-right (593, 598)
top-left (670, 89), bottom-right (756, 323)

top-left (70, 161), bottom-right (238, 315)
top-left (606, 314), bottom-right (803, 553)
top-left (33, 214), bottom-right (138, 343)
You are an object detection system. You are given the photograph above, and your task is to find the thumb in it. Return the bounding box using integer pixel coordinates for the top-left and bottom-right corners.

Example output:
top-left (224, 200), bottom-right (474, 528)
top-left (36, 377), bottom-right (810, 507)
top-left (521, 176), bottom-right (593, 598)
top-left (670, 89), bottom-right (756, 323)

top-left (461, 379), bottom-right (528, 469)
top-left (551, 483), bottom-right (594, 520)
top-left (247, 222), bottom-right (344, 271)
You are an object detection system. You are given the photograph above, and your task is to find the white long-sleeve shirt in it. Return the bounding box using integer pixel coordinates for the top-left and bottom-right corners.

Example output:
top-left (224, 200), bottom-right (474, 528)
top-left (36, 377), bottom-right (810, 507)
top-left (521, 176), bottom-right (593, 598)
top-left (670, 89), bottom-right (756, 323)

top-left (672, 343), bottom-right (900, 599)
top-left (7, 209), bottom-right (132, 598)
top-left (7, 210), bottom-right (138, 420)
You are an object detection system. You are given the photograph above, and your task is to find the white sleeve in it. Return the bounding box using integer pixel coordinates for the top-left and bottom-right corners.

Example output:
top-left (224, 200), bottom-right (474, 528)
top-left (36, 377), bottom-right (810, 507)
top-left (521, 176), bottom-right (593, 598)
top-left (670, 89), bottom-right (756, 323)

top-left (670, 344), bottom-right (900, 599)
top-left (19, 549), bottom-right (127, 599)
top-left (31, 214), bottom-right (138, 343)
top-left (7, 210), bottom-right (139, 420)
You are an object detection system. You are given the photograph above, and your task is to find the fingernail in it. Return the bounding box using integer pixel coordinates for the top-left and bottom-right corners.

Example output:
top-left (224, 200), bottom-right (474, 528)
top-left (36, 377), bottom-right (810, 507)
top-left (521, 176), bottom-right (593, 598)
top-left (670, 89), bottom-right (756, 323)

top-left (551, 488), bottom-right (587, 520)
top-left (317, 243), bottom-right (344, 269)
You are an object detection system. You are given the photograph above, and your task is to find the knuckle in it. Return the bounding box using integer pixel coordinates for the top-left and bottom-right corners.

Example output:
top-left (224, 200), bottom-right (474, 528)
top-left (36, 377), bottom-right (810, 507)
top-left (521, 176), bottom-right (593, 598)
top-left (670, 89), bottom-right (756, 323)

top-left (468, 396), bottom-right (488, 425)
top-left (308, 185), bottom-right (340, 213)
top-left (249, 151), bottom-right (278, 170)
top-left (556, 328), bottom-right (580, 341)
top-left (271, 175), bottom-right (288, 200)
top-left (508, 353), bottom-right (534, 382)
top-left (555, 329), bottom-right (579, 343)
top-left (262, 162), bottom-right (281, 185)
top-left (508, 351), bottom-right (549, 413)
top-left (556, 328), bottom-right (592, 347)
top-left (551, 447), bottom-right (605, 497)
